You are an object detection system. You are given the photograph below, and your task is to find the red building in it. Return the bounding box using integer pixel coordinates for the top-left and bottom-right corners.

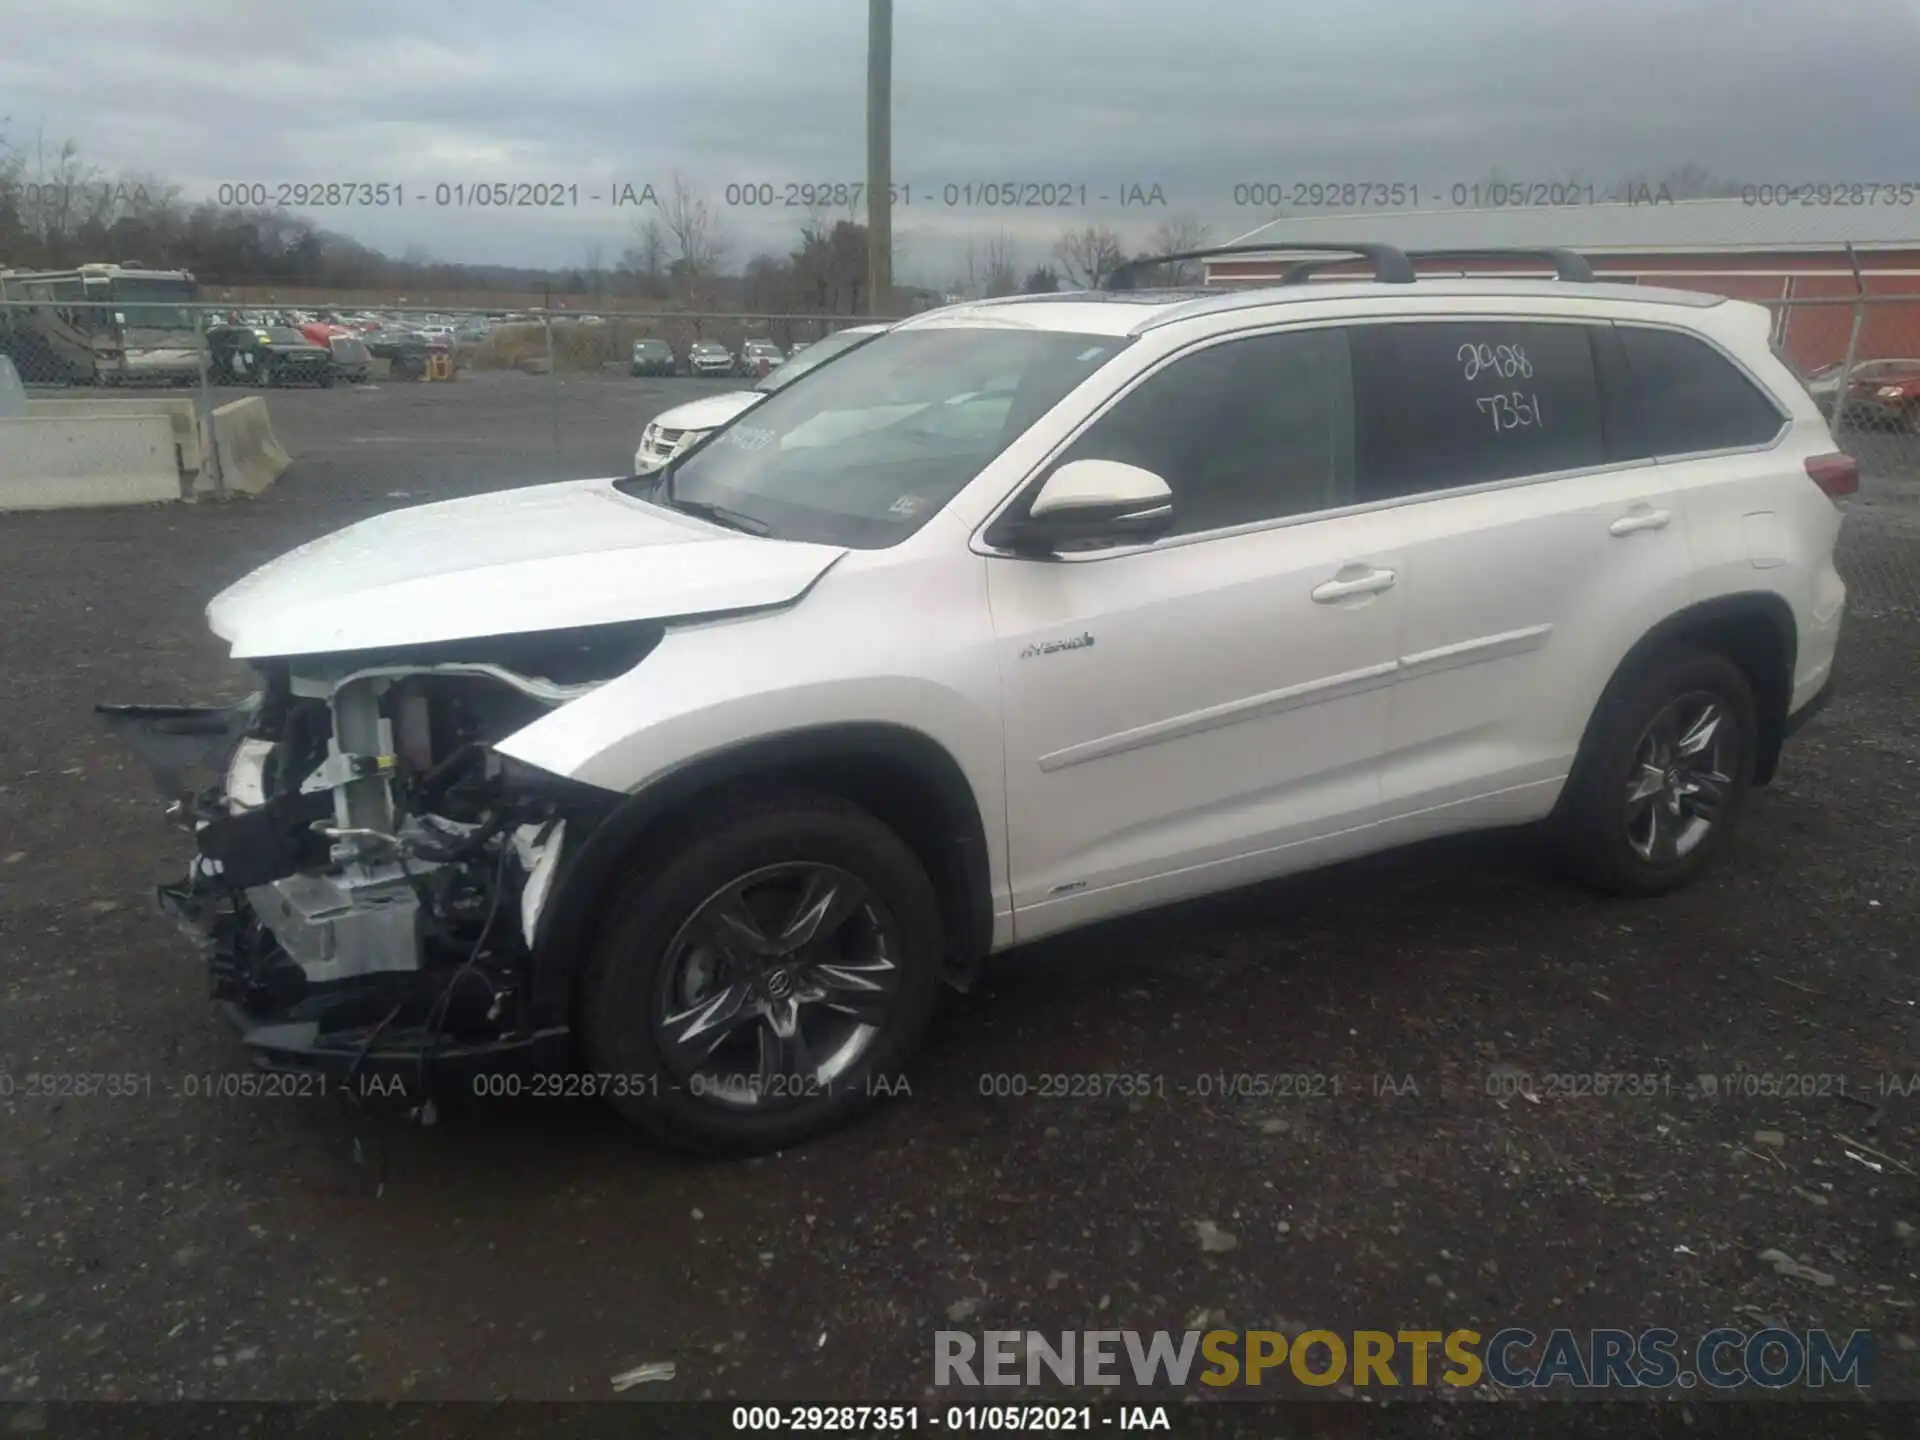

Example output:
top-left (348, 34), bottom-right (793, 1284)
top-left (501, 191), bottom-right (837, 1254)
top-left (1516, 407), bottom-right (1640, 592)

top-left (1206, 199), bottom-right (1920, 371)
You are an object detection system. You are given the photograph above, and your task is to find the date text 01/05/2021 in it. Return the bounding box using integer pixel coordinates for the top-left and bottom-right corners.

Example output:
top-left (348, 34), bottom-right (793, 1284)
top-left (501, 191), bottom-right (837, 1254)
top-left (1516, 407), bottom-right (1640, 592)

top-left (201, 181), bottom-right (1172, 211)
top-left (728, 1404), bottom-right (1173, 1432)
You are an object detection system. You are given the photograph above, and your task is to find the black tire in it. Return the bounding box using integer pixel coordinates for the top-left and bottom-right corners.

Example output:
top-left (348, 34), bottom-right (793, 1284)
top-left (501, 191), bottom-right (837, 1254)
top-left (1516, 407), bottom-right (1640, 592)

top-left (1553, 644), bottom-right (1759, 897)
top-left (319, 371), bottom-right (335, 388)
top-left (578, 788), bottom-right (945, 1155)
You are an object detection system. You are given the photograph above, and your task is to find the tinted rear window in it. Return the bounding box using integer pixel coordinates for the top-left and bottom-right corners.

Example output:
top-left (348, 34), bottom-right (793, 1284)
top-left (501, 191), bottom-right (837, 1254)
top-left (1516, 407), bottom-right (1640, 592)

top-left (1350, 321), bottom-right (1607, 500)
top-left (1611, 326), bottom-right (1785, 457)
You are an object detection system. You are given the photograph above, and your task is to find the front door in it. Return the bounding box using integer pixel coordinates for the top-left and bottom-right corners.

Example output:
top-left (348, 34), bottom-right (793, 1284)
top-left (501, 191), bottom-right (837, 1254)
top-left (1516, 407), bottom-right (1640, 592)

top-left (985, 326), bottom-right (1405, 942)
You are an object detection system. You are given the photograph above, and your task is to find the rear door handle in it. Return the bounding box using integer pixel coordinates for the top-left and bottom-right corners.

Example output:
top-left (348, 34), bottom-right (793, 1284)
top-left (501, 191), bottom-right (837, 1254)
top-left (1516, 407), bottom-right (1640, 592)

top-left (1311, 567), bottom-right (1397, 603)
top-left (1609, 508), bottom-right (1672, 536)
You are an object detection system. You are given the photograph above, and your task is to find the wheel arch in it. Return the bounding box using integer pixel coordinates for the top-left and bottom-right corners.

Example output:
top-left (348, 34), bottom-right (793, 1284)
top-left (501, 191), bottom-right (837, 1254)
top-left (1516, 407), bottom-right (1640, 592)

top-left (529, 722), bottom-right (996, 1026)
top-left (1567, 590), bottom-right (1798, 801)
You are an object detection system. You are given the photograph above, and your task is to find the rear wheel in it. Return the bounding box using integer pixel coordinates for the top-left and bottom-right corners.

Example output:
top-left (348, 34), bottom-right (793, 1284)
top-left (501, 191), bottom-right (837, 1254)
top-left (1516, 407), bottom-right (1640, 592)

top-left (579, 789), bottom-right (945, 1155)
top-left (1554, 646), bottom-right (1758, 896)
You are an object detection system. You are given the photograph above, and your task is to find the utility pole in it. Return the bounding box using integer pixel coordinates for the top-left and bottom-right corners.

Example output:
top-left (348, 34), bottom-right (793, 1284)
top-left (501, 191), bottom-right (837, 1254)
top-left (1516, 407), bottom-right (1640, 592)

top-left (865, 0), bottom-right (892, 315)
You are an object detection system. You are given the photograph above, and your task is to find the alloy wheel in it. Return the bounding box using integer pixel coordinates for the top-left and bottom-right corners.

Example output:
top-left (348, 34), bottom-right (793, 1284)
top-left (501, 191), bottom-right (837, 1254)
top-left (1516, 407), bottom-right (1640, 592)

top-left (1623, 690), bottom-right (1736, 864)
top-left (651, 862), bottom-right (902, 1109)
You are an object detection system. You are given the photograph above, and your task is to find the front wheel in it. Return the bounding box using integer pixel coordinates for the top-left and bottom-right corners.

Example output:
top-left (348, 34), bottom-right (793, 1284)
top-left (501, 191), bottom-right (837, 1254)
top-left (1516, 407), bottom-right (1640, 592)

top-left (578, 789), bottom-right (946, 1155)
top-left (1553, 646), bottom-right (1758, 896)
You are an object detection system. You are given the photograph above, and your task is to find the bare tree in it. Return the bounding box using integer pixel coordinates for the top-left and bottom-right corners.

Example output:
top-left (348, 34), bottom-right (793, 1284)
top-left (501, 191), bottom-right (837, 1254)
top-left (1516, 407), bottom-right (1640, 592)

top-left (618, 216), bottom-right (670, 298)
top-left (956, 236), bottom-right (980, 300)
top-left (633, 216), bottom-right (668, 273)
top-left (22, 132), bottom-right (101, 260)
top-left (981, 229), bottom-right (1019, 297)
top-left (1021, 263), bottom-right (1061, 294)
top-left (659, 172), bottom-right (727, 299)
top-left (791, 215), bottom-right (868, 314)
top-left (582, 241), bottom-right (605, 301)
top-left (1144, 214), bottom-right (1212, 283)
top-left (1054, 224), bottom-right (1127, 290)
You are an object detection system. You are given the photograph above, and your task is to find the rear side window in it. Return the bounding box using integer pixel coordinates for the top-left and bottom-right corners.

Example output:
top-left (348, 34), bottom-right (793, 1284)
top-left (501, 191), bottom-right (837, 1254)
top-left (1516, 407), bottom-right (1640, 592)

top-left (1349, 321), bottom-right (1607, 501)
top-left (1611, 326), bottom-right (1785, 457)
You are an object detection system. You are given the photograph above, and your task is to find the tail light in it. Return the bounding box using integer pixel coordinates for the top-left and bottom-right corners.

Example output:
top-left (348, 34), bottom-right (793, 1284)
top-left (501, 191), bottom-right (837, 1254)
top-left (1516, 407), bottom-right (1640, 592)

top-left (1805, 452), bottom-right (1858, 499)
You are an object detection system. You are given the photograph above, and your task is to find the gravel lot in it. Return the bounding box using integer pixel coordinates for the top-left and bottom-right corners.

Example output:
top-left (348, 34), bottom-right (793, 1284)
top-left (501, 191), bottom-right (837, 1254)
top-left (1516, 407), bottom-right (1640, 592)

top-left (2, 371), bottom-right (1917, 1422)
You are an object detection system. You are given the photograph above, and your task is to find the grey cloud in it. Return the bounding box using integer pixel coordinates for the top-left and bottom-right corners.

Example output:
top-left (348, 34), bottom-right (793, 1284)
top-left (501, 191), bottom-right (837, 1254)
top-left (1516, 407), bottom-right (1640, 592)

top-left (3, 0), bottom-right (1917, 281)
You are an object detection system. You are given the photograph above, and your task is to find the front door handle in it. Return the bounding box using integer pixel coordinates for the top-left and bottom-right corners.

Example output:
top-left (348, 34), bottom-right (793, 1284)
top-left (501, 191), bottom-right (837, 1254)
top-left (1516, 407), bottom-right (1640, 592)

top-left (1609, 507), bottom-right (1672, 536)
top-left (1311, 567), bottom-right (1397, 603)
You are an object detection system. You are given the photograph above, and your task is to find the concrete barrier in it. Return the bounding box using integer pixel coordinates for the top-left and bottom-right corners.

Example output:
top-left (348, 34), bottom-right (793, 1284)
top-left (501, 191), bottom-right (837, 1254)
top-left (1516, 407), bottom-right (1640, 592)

top-left (0, 357), bottom-right (25, 418)
top-left (0, 412), bottom-right (181, 510)
top-left (25, 396), bottom-right (205, 496)
top-left (211, 396), bottom-right (291, 496)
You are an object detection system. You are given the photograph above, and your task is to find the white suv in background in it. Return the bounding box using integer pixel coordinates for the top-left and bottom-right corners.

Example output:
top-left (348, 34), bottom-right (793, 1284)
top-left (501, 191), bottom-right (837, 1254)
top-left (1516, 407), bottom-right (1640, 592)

top-left (633, 323), bottom-right (888, 473)
top-left (109, 244), bottom-right (1851, 1159)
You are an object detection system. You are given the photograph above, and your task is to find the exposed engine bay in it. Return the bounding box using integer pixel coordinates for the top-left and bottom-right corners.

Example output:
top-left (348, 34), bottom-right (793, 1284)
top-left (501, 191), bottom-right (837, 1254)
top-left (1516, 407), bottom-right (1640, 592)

top-left (99, 624), bottom-right (656, 1085)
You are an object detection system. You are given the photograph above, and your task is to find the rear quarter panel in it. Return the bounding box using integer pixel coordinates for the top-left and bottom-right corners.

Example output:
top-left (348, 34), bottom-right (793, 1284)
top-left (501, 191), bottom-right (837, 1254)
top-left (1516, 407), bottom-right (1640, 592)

top-left (1667, 303), bottom-right (1846, 709)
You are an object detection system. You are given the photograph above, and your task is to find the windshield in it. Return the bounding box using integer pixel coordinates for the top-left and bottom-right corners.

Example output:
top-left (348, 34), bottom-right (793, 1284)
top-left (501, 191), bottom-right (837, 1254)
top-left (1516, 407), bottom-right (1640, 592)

top-left (111, 277), bottom-right (197, 333)
top-left (624, 326), bottom-right (1132, 548)
top-left (754, 327), bottom-right (879, 393)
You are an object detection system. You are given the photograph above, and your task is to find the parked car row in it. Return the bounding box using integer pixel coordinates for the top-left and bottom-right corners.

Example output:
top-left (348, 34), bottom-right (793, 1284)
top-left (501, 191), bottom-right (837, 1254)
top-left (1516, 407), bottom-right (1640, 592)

top-left (633, 324), bottom-right (890, 471)
top-left (206, 324), bottom-right (339, 387)
top-left (631, 336), bottom-right (807, 379)
top-left (200, 307), bottom-right (501, 385)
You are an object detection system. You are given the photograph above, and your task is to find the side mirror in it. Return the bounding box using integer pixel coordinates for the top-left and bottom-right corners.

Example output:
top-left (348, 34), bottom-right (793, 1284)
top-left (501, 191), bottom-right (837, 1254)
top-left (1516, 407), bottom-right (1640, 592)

top-left (995, 459), bottom-right (1175, 554)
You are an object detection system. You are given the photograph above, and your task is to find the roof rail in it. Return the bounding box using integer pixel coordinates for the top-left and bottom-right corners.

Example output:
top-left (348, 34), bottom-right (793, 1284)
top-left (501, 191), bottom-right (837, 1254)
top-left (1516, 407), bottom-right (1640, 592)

top-left (1108, 242), bottom-right (1416, 291)
top-left (1278, 247), bottom-right (1597, 285)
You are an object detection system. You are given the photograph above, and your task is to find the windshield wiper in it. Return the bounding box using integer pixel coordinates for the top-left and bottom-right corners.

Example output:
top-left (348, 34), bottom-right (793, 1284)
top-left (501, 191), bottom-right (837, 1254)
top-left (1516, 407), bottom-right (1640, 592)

top-left (661, 496), bottom-right (771, 535)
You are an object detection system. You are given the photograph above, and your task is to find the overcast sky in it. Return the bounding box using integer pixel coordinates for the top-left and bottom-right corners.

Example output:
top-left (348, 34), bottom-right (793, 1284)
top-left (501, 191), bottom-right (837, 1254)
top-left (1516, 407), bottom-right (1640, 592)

top-left (2, 0), bottom-right (1917, 285)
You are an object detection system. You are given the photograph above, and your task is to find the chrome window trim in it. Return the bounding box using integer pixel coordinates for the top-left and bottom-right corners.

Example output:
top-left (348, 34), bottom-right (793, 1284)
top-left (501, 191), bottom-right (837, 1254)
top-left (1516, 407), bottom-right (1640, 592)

top-left (969, 310), bottom-right (1790, 564)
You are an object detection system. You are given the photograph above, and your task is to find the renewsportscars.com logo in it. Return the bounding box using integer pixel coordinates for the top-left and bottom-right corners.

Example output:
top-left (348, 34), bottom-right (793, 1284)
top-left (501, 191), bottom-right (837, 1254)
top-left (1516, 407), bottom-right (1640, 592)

top-left (934, 1327), bottom-right (1875, 1390)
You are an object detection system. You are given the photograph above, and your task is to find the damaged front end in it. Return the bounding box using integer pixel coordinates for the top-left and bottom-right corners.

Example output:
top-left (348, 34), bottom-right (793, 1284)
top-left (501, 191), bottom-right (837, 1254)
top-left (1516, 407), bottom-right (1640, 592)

top-left (98, 628), bottom-right (649, 1090)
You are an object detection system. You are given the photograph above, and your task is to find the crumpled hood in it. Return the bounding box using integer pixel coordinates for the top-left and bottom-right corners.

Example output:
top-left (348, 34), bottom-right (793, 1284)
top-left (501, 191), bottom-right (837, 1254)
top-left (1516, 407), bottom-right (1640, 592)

top-left (207, 476), bottom-right (846, 659)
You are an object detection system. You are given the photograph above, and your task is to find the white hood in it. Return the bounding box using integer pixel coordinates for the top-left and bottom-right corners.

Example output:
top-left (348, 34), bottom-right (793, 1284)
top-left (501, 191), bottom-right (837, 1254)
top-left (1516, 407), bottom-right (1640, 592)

top-left (649, 390), bottom-right (764, 431)
top-left (207, 476), bottom-right (846, 659)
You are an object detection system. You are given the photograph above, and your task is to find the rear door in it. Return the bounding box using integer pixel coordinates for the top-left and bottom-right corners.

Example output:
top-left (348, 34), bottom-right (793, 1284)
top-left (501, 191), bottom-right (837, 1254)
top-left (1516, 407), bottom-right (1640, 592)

top-left (1349, 318), bottom-right (1696, 826)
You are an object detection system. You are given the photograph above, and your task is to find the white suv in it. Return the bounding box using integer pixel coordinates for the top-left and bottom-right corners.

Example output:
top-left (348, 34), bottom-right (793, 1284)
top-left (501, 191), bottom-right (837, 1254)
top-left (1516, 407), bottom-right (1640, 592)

top-left (105, 244), bottom-right (1852, 1156)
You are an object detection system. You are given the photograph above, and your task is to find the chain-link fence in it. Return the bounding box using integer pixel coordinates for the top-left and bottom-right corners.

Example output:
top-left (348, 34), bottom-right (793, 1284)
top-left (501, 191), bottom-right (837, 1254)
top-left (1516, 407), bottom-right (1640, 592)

top-left (1765, 293), bottom-right (1920, 618)
top-left (0, 297), bottom-right (884, 389)
top-left (0, 296), bottom-right (890, 499)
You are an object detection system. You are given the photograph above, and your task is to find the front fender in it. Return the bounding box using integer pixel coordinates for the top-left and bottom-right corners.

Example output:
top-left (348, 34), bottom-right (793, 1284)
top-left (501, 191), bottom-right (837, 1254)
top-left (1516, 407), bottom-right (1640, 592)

top-left (493, 547), bottom-right (1009, 1012)
top-left (492, 548), bottom-right (1003, 808)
